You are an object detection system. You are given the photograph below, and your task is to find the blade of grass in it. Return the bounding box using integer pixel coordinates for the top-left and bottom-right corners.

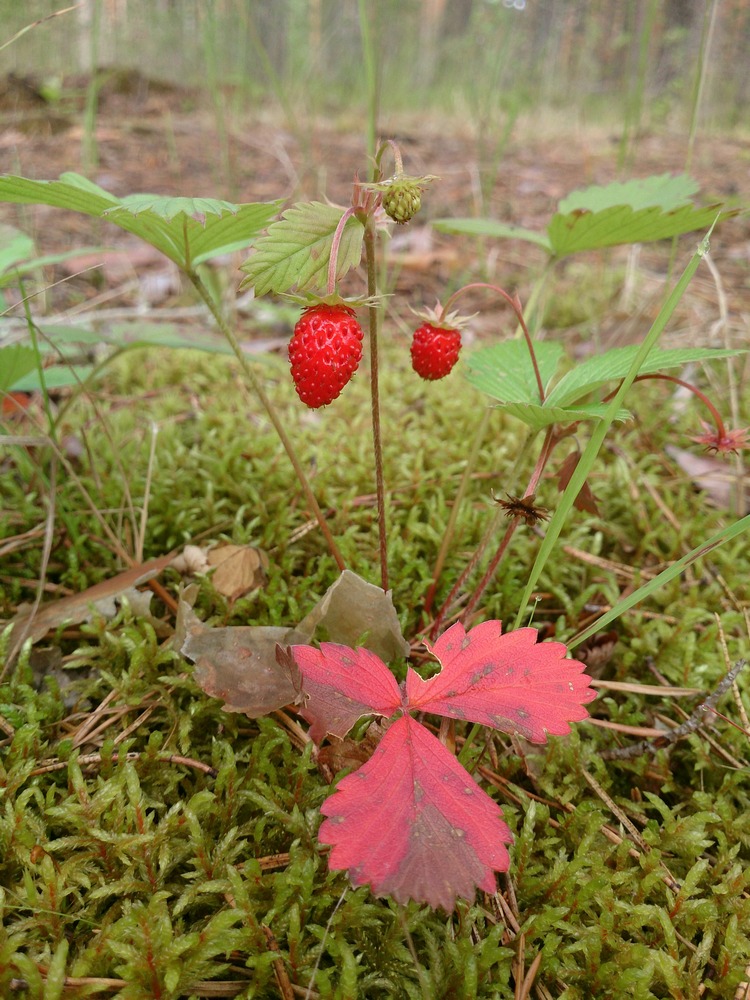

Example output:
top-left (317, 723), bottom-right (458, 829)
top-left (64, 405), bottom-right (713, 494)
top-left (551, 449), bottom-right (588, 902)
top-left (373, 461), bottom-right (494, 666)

top-left (569, 512), bottom-right (750, 648)
top-left (513, 225), bottom-right (716, 630)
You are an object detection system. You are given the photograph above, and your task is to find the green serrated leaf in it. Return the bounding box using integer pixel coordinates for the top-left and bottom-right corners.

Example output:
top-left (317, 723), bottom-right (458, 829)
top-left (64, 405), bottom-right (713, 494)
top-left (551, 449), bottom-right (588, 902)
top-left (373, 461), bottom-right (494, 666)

top-left (465, 340), bottom-right (565, 405)
top-left (0, 173), bottom-right (119, 216)
top-left (0, 173), bottom-right (281, 269)
top-left (548, 202), bottom-right (726, 256)
top-left (116, 193), bottom-right (242, 221)
top-left (58, 171), bottom-right (121, 201)
top-left (545, 346), bottom-right (745, 409)
top-left (558, 174), bottom-right (699, 214)
top-left (431, 217), bottom-right (552, 251)
top-left (103, 200), bottom-right (282, 268)
top-left (0, 344), bottom-right (38, 393)
top-left (239, 202), bottom-right (364, 296)
top-left (489, 400), bottom-right (631, 431)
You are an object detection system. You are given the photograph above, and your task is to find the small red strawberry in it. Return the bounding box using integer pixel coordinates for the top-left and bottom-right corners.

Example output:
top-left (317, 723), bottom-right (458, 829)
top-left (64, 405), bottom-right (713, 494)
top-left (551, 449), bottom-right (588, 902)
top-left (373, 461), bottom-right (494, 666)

top-left (410, 322), bottom-right (462, 381)
top-left (289, 303), bottom-right (364, 408)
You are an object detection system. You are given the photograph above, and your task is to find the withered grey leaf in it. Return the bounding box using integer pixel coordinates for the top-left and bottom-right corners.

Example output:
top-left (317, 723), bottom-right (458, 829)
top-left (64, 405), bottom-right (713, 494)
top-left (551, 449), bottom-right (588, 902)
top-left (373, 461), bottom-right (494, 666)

top-left (177, 569), bottom-right (409, 719)
top-left (177, 590), bottom-right (314, 717)
top-left (298, 569), bottom-right (410, 662)
top-left (666, 445), bottom-right (750, 513)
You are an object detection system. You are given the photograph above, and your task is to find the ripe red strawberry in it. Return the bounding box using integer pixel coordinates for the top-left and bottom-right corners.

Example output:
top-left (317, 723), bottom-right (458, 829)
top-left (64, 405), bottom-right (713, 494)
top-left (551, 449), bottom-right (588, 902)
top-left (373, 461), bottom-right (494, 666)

top-left (410, 323), bottom-right (462, 381)
top-left (289, 304), bottom-right (364, 408)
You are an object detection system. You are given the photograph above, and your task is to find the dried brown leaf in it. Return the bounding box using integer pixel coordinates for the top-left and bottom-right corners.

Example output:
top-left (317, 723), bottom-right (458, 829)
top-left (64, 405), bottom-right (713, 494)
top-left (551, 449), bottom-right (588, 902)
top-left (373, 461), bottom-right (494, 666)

top-left (8, 555), bottom-right (172, 654)
top-left (206, 544), bottom-right (269, 599)
top-left (555, 452), bottom-right (601, 516)
top-left (666, 445), bottom-right (749, 512)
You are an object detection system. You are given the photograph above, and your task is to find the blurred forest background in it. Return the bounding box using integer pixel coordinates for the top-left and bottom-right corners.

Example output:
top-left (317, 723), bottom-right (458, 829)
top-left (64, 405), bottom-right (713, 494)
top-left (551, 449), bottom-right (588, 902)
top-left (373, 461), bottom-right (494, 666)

top-left (1, 0), bottom-right (748, 137)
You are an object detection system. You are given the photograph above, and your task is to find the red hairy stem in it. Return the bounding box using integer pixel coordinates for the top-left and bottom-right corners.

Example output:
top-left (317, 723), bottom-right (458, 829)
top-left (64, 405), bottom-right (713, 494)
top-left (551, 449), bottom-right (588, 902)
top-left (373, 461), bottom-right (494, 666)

top-left (327, 206), bottom-right (358, 296)
top-left (375, 138), bottom-right (404, 177)
top-left (442, 282), bottom-right (546, 403)
top-left (603, 372), bottom-right (728, 440)
top-left (364, 216), bottom-right (389, 591)
top-left (462, 428), bottom-right (557, 623)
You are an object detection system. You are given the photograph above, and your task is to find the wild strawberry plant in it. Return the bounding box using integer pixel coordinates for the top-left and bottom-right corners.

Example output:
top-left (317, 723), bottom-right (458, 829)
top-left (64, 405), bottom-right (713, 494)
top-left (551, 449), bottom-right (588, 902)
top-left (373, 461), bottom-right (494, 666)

top-left (1, 143), bottom-right (748, 919)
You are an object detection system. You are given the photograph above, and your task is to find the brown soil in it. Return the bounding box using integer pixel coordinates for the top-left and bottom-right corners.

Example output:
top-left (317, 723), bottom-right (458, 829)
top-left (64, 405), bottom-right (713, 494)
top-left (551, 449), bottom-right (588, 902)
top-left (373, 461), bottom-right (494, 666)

top-left (1, 73), bottom-right (748, 346)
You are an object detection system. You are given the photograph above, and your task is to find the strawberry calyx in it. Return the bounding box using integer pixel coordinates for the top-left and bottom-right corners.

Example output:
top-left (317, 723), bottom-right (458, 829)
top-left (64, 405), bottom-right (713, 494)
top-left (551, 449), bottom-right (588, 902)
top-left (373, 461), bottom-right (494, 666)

top-left (360, 172), bottom-right (439, 225)
top-left (280, 290), bottom-right (384, 311)
top-left (409, 300), bottom-right (474, 332)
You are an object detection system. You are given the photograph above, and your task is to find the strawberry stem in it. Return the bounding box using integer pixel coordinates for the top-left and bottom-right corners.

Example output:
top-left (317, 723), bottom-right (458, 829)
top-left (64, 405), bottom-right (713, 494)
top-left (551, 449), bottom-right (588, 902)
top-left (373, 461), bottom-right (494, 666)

top-left (375, 139), bottom-right (404, 178)
top-left (186, 268), bottom-right (346, 572)
top-left (461, 428), bottom-right (557, 625)
top-left (364, 216), bottom-right (389, 591)
top-left (443, 283), bottom-right (546, 403)
top-left (429, 428), bottom-right (555, 638)
top-left (604, 372), bottom-right (728, 440)
top-left (327, 206), bottom-right (358, 296)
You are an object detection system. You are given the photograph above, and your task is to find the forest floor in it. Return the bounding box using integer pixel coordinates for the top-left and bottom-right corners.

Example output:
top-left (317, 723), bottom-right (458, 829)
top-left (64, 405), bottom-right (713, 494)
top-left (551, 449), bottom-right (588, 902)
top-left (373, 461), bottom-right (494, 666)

top-left (1, 70), bottom-right (749, 338)
top-left (1, 72), bottom-right (750, 1000)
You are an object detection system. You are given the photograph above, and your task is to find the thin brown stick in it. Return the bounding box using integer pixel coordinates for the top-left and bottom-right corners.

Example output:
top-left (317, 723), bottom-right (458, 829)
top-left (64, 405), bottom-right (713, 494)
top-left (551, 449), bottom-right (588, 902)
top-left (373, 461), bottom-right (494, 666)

top-left (30, 751), bottom-right (218, 779)
top-left (424, 408), bottom-right (491, 616)
top-left (263, 926), bottom-right (296, 1000)
top-left (602, 659), bottom-right (747, 760)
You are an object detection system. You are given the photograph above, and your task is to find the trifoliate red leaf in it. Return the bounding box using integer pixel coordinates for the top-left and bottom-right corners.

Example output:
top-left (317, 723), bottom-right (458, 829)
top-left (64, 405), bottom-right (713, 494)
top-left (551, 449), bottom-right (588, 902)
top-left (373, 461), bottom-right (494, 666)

top-left (291, 619), bottom-right (596, 909)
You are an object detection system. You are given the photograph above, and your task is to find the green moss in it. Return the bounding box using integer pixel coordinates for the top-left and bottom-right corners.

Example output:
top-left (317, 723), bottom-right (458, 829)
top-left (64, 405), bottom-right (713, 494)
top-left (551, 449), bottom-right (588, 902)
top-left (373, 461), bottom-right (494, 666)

top-left (1, 337), bottom-right (749, 997)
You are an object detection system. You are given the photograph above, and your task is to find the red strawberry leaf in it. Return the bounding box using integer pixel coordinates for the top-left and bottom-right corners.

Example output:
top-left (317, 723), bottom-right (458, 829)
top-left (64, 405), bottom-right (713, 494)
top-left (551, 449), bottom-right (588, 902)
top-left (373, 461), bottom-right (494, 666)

top-left (291, 642), bottom-right (403, 744)
top-left (405, 621), bottom-right (596, 743)
top-left (319, 714), bottom-right (512, 910)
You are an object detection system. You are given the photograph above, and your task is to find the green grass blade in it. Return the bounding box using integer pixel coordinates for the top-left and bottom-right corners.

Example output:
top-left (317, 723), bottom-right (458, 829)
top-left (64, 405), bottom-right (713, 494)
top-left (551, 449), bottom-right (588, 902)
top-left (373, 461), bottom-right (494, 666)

top-left (513, 227), bottom-right (714, 630)
top-left (570, 513), bottom-right (750, 647)
top-left (432, 217), bottom-right (552, 251)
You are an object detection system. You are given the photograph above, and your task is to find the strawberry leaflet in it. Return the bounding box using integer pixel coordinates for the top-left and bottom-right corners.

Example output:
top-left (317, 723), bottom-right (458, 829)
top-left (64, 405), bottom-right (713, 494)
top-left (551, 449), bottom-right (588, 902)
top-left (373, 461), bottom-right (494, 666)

top-left (320, 714), bottom-right (512, 911)
top-left (291, 643), bottom-right (402, 744)
top-left (405, 621), bottom-right (596, 742)
top-left (239, 202), bottom-right (364, 296)
top-left (291, 619), bottom-right (596, 909)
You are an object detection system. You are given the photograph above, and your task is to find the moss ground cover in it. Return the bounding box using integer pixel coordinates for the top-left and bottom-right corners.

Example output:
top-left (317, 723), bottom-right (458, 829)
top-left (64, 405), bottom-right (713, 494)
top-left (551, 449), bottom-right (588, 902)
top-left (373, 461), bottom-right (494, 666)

top-left (2, 325), bottom-right (749, 996)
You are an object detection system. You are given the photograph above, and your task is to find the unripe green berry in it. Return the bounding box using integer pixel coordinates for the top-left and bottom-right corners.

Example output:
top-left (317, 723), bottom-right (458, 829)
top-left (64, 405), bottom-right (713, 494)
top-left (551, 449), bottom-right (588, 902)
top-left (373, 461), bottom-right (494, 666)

top-left (383, 179), bottom-right (422, 224)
